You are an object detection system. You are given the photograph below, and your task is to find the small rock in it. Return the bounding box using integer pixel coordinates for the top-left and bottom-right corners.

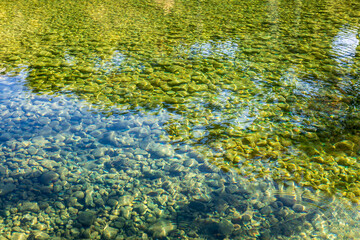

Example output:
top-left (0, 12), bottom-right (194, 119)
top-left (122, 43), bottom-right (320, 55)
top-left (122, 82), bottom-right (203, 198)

top-left (78, 211), bottom-right (96, 227)
top-left (149, 143), bottom-right (174, 158)
top-left (0, 132), bottom-right (11, 142)
top-left (169, 163), bottom-right (184, 175)
top-left (10, 232), bottom-right (27, 240)
top-left (183, 158), bottom-right (197, 167)
top-left (102, 226), bottom-right (119, 240)
top-left (27, 146), bottom-right (38, 155)
top-left (100, 131), bottom-right (118, 146)
top-left (0, 183), bottom-right (16, 196)
top-left (218, 219), bottom-right (234, 236)
top-left (133, 204), bottom-right (147, 215)
top-left (85, 188), bottom-right (94, 207)
top-left (276, 194), bottom-right (296, 207)
top-left (38, 117), bottom-right (50, 125)
top-left (260, 206), bottom-right (272, 216)
top-left (242, 213), bottom-right (252, 221)
top-left (40, 160), bottom-right (59, 170)
top-left (198, 163), bottom-right (219, 173)
top-left (92, 148), bottom-right (105, 158)
top-left (149, 220), bottom-right (176, 238)
top-left (118, 195), bottom-right (134, 206)
top-left (30, 230), bottom-right (50, 240)
top-left (54, 201), bottom-right (65, 209)
top-left (20, 202), bottom-right (40, 212)
top-left (107, 199), bottom-right (118, 207)
top-left (292, 204), bottom-right (306, 212)
top-left (120, 207), bottom-right (131, 220)
top-left (39, 171), bottom-right (59, 185)
top-left (73, 191), bottom-right (85, 199)
top-left (334, 140), bottom-right (355, 151)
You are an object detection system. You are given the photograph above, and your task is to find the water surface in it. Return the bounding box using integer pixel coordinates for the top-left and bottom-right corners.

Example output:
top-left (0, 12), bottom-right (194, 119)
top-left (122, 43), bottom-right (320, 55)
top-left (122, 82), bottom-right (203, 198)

top-left (0, 0), bottom-right (360, 239)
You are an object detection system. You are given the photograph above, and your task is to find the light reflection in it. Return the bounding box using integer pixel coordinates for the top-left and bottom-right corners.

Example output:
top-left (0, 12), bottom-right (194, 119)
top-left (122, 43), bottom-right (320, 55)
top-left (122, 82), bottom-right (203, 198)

top-left (187, 40), bottom-right (239, 60)
top-left (331, 25), bottom-right (359, 67)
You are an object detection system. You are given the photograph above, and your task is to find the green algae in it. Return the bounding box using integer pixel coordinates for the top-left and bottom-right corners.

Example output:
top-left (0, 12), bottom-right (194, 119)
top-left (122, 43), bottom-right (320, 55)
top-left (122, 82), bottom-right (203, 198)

top-left (1, 0), bottom-right (360, 200)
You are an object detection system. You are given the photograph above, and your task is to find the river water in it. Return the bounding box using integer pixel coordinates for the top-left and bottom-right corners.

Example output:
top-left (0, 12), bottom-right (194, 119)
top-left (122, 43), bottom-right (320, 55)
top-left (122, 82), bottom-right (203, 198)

top-left (0, 0), bottom-right (359, 239)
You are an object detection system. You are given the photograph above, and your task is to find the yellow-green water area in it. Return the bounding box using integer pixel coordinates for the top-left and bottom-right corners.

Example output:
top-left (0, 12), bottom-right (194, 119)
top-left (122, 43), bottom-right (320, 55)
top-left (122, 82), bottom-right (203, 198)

top-left (1, 0), bottom-right (360, 201)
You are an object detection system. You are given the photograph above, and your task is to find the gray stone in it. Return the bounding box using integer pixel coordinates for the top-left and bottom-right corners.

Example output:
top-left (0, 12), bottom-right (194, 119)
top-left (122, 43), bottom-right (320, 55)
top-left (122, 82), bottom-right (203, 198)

top-left (92, 148), bottom-right (105, 158)
top-left (30, 230), bottom-right (50, 240)
top-left (39, 171), bottom-right (59, 185)
top-left (133, 204), bottom-right (147, 215)
top-left (260, 206), bottom-right (272, 216)
top-left (73, 191), bottom-right (85, 199)
top-left (10, 232), bottom-right (27, 240)
top-left (149, 220), bottom-right (176, 238)
top-left (0, 132), bottom-right (11, 142)
top-left (27, 146), bottom-right (38, 155)
top-left (107, 199), bottom-right (118, 207)
top-left (0, 183), bottom-right (16, 196)
top-left (218, 219), bottom-right (234, 235)
top-left (149, 143), bottom-right (174, 158)
top-left (169, 163), bottom-right (184, 174)
top-left (102, 226), bottom-right (119, 240)
top-left (276, 194), bottom-right (296, 207)
top-left (78, 211), bottom-right (96, 227)
top-left (100, 131), bottom-right (118, 146)
top-left (20, 202), bottom-right (40, 212)
top-left (293, 204), bottom-right (306, 212)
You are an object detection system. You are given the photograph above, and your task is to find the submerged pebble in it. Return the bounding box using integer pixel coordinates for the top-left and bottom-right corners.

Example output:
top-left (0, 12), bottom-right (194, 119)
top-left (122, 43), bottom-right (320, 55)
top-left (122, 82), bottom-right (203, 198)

top-left (39, 171), bottom-right (59, 185)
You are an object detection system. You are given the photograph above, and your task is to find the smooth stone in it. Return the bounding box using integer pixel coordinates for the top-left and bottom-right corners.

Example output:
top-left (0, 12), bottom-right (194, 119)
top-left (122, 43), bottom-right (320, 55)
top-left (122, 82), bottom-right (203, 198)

top-left (0, 183), bottom-right (16, 196)
top-left (100, 131), bottom-right (118, 146)
top-left (38, 117), bottom-right (50, 125)
top-left (27, 146), bottom-right (38, 155)
top-left (10, 233), bottom-right (27, 240)
top-left (39, 171), bottom-right (59, 185)
top-left (169, 163), bottom-right (184, 174)
top-left (78, 211), bottom-right (96, 227)
top-left (73, 191), bottom-right (85, 199)
top-left (276, 194), bottom-right (296, 207)
top-left (260, 206), bottom-right (272, 216)
top-left (183, 159), bottom-right (196, 167)
top-left (118, 195), bottom-right (134, 206)
top-left (198, 163), bottom-right (219, 173)
top-left (148, 220), bottom-right (176, 238)
top-left (133, 204), bottom-right (147, 215)
top-left (40, 160), bottom-right (60, 170)
top-left (30, 231), bottom-right (50, 240)
top-left (292, 204), bottom-right (306, 212)
top-left (85, 188), bottom-right (94, 207)
top-left (149, 143), bottom-right (174, 158)
top-left (0, 166), bottom-right (8, 175)
top-left (102, 226), bottom-right (119, 240)
top-left (20, 202), bottom-right (40, 213)
top-left (54, 202), bottom-right (65, 209)
top-left (334, 140), bottom-right (355, 151)
top-left (0, 133), bottom-right (11, 142)
top-left (120, 207), bottom-right (131, 220)
top-left (107, 199), bottom-right (118, 207)
top-left (92, 148), bottom-right (105, 158)
top-left (218, 219), bottom-right (234, 236)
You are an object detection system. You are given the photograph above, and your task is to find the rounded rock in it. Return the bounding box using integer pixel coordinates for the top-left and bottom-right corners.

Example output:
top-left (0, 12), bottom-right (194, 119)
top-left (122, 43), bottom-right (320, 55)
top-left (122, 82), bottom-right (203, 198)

top-left (78, 211), bottom-right (96, 227)
top-left (39, 171), bottom-right (59, 185)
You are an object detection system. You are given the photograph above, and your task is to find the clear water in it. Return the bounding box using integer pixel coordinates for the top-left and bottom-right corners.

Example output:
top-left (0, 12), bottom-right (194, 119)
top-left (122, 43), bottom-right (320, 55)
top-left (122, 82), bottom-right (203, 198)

top-left (0, 0), bottom-right (360, 239)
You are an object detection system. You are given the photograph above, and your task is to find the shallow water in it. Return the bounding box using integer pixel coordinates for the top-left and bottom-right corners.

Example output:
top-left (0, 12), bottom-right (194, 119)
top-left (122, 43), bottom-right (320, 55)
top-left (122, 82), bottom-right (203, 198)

top-left (0, 0), bottom-right (360, 239)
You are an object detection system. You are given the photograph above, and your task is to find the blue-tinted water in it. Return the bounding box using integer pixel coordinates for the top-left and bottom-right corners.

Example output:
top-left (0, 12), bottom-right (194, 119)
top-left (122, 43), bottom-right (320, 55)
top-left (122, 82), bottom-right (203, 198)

top-left (0, 0), bottom-right (360, 239)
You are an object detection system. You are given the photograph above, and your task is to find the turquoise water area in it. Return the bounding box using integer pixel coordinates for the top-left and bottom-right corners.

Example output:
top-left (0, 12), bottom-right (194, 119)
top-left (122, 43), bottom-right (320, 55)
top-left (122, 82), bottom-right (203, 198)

top-left (0, 0), bottom-right (360, 239)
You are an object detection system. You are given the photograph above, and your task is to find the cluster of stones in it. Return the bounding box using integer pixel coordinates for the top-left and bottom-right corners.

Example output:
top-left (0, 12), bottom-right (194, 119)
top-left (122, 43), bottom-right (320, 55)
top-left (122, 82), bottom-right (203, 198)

top-left (0, 82), bottom-right (359, 239)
